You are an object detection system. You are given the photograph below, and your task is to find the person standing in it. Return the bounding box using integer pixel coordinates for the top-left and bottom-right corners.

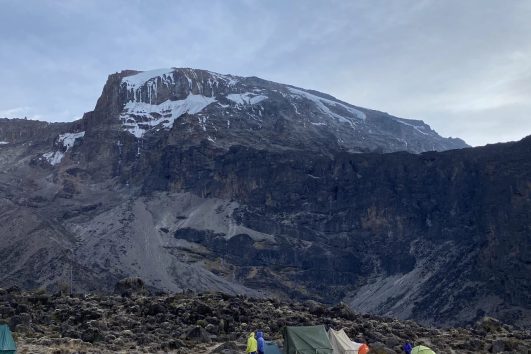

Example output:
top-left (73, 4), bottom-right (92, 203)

top-left (403, 343), bottom-right (413, 354)
top-left (256, 331), bottom-right (265, 354)
top-left (246, 332), bottom-right (258, 354)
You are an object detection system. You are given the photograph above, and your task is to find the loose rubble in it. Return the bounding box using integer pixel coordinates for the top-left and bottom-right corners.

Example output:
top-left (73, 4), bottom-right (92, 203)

top-left (0, 285), bottom-right (529, 354)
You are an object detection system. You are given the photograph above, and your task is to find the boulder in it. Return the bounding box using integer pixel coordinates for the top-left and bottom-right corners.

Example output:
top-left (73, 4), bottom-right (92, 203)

top-left (491, 339), bottom-right (505, 353)
top-left (329, 303), bottom-right (356, 320)
top-left (6, 286), bottom-right (21, 294)
top-left (369, 341), bottom-right (395, 354)
top-left (114, 277), bottom-right (149, 297)
top-left (145, 302), bottom-right (167, 316)
top-left (9, 312), bottom-right (32, 328)
top-left (213, 341), bottom-right (241, 354)
top-left (81, 327), bottom-right (103, 343)
top-left (185, 325), bottom-right (212, 343)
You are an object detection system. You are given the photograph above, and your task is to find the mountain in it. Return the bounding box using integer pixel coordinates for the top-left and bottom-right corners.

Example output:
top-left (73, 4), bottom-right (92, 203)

top-left (0, 68), bottom-right (528, 328)
top-left (87, 68), bottom-right (466, 154)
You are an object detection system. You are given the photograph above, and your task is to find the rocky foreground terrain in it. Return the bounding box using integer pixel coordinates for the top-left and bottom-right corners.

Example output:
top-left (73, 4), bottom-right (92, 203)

top-left (2, 283), bottom-right (530, 354)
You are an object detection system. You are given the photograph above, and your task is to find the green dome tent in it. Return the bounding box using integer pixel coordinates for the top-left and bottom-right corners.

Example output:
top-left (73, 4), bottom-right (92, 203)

top-left (411, 345), bottom-right (435, 354)
top-left (0, 325), bottom-right (16, 354)
top-left (283, 325), bottom-right (333, 354)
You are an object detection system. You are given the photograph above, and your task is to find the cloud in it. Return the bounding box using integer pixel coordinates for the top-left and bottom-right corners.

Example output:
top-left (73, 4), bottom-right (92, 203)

top-left (0, 107), bottom-right (43, 121)
top-left (0, 107), bottom-right (32, 117)
top-left (0, 0), bottom-right (529, 146)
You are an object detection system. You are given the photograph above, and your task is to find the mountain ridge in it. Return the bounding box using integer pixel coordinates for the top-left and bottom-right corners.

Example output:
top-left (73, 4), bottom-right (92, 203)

top-left (0, 68), bottom-right (528, 328)
top-left (76, 67), bottom-right (467, 154)
top-left (2, 67), bottom-right (468, 155)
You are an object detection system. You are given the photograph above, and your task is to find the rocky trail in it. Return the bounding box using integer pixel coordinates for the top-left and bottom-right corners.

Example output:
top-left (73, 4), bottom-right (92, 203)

top-left (1, 285), bottom-right (529, 354)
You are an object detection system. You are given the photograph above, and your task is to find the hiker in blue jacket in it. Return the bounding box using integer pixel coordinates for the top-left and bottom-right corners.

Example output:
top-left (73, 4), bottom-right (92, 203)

top-left (403, 342), bottom-right (413, 354)
top-left (256, 331), bottom-right (265, 354)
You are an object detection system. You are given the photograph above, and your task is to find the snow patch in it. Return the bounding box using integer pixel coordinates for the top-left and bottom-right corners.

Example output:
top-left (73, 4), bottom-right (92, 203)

top-left (122, 68), bottom-right (174, 91)
top-left (0, 141), bottom-right (9, 145)
top-left (288, 87), bottom-right (366, 125)
top-left (43, 151), bottom-right (65, 166)
top-left (41, 131), bottom-right (85, 166)
top-left (197, 116), bottom-right (208, 132)
top-left (120, 94), bottom-right (217, 138)
top-left (394, 118), bottom-right (433, 136)
top-left (207, 71), bottom-right (239, 86)
top-left (122, 68), bottom-right (176, 104)
top-left (291, 102), bottom-right (300, 115)
top-left (58, 131), bottom-right (85, 151)
top-left (226, 92), bottom-right (268, 105)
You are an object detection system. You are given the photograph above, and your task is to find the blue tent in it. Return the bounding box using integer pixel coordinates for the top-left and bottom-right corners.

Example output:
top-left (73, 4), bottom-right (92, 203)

top-left (264, 341), bottom-right (283, 354)
top-left (0, 324), bottom-right (16, 354)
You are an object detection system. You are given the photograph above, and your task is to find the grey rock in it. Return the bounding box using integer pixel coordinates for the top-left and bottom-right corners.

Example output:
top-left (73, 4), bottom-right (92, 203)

top-left (114, 277), bottom-right (148, 297)
top-left (186, 325), bottom-right (212, 343)
top-left (0, 68), bottom-right (528, 330)
top-left (369, 341), bottom-right (395, 354)
top-left (212, 341), bottom-right (241, 354)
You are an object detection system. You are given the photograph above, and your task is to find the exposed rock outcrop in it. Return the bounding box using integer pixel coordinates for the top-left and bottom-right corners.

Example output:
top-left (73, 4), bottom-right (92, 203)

top-left (0, 68), bottom-right (528, 329)
top-left (114, 277), bottom-right (149, 297)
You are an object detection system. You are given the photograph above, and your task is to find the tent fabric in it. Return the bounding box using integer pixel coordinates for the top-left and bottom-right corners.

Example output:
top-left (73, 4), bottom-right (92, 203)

top-left (0, 324), bottom-right (16, 353)
top-left (327, 329), bottom-right (367, 354)
top-left (283, 325), bottom-right (333, 354)
top-left (411, 345), bottom-right (436, 354)
top-left (357, 345), bottom-right (368, 354)
top-left (263, 341), bottom-right (283, 354)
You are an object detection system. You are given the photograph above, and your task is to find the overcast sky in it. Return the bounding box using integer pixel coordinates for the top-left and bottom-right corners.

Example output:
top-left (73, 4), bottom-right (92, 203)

top-left (0, 0), bottom-right (529, 146)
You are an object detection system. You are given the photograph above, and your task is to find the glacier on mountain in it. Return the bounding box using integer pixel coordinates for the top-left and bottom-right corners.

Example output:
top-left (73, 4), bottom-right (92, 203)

top-left (120, 94), bottom-right (217, 138)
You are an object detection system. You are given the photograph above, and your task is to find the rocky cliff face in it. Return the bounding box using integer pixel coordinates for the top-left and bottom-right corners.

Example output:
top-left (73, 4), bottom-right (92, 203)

top-left (0, 118), bottom-right (73, 145)
top-left (0, 68), bottom-right (528, 328)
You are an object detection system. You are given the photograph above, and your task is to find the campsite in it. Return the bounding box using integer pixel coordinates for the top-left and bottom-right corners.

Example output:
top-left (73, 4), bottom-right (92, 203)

top-left (3, 289), bottom-right (529, 353)
top-left (262, 325), bottom-right (427, 354)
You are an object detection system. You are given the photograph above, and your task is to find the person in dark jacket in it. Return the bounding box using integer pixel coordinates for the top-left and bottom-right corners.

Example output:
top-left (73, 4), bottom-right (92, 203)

top-left (403, 342), bottom-right (413, 354)
top-left (256, 331), bottom-right (265, 354)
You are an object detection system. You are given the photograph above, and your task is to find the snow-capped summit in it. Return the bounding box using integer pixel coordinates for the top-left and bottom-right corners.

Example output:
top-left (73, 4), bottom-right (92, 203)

top-left (88, 67), bottom-right (467, 153)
